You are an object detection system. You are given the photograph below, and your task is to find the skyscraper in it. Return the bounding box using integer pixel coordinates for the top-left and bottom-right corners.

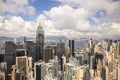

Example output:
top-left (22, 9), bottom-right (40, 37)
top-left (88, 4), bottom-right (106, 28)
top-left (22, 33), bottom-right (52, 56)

top-left (36, 23), bottom-right (44, 61)
top-left (69, 40), bottom-right (75, 57)
top-left (26, 41), bottom-right (36, 62)
top-left (89, 38), bottom-right (94, 54)
top-left (0, 41), bottom-right (5, 62)
top-left (44, 47), bottom-right (53, 63)
top-left (117, 40), bottom-right (120, 58)
top-left (56, 41), bottom-right (65, 59)
top-left (11, 53), bottom-right (33, 80)
top-left (4, 41), bottom-right (16, 79)
top-left (34, 61), bottom-right (46, 80)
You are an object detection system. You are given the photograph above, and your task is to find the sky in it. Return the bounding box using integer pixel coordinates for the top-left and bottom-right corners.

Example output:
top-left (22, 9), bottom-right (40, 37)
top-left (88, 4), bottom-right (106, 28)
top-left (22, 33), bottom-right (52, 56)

top-left (0, 0), bottom-right (120, 39)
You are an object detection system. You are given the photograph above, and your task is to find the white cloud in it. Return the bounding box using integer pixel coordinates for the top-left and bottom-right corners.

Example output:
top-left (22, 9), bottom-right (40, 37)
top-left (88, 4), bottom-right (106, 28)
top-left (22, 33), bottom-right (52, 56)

top-left (0, 16), bottom-right (36, 37)
top-left (44, 5), bottom-right (90, 31)
top-left (0, 0), bottom-right (120, 39)
top-left (0, 0), bottom-right (36, 15)
top-left (55, 0), bottom-right (120, 22)
top-left (39, 4), bottom-right (120, 39)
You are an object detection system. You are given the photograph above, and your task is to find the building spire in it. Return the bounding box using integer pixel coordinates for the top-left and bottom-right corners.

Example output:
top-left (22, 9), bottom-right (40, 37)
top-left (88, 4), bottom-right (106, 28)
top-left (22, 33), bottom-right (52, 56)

top-left (38, 22), bottom-right (42, 28)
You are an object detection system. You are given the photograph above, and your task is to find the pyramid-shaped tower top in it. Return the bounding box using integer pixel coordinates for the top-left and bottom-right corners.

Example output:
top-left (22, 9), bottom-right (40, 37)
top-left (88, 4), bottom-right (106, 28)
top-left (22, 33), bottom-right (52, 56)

top-left (37, 22), bottom-right (44, 34)
top-left (38, 22), bottom-right (42, 28)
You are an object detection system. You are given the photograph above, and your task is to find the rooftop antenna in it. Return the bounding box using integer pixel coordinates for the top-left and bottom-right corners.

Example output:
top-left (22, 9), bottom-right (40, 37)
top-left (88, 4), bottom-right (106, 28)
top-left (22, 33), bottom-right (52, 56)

top-left (38, 22), bottom-right (41, 28)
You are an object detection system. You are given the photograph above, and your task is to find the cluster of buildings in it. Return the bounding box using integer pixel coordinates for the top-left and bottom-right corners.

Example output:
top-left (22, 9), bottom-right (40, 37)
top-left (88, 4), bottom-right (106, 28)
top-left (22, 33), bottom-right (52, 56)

top-left (0, 23), bottom-right (120, 80)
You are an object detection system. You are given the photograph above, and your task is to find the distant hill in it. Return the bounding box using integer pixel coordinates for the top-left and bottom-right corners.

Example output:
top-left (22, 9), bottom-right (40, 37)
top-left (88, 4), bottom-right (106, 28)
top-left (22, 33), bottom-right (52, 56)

top-left (0, 36), bottom-right (13, 41)
top-left (0, 36), bottom-right (33, 41)
top-left (0, 36), bottom-right (90, 49)
top-left (45, 36), bottom-right (68, 42)
top-left (0, 36), bottom-right (68, 41)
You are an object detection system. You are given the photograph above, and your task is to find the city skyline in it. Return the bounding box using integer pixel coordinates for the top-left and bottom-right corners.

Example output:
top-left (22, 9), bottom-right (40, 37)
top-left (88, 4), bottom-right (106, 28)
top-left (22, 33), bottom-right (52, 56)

top-left (0, 16), bottom-right (120, 79)
top-left (0, 1), bottom-right (120, 79)
top-left (0, 0), bottom-right (120, 39)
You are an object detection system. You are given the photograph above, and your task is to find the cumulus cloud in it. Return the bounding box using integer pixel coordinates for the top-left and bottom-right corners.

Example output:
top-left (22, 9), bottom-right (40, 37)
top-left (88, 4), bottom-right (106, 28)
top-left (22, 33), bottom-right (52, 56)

top-left (44, 5), bottom-right (90, 31)
top-left (0, 0), bottom-right (36, 15)
top-left (0, 16), bottom-right (36, 37)
top-left (0, 0), bottom-right (120, 39)
top-left (40, 4), bottom-right (120, 39)
top-left (44, 0), bottom-right (120, 39)
top-left (54, 0), bottom-right (120, 24)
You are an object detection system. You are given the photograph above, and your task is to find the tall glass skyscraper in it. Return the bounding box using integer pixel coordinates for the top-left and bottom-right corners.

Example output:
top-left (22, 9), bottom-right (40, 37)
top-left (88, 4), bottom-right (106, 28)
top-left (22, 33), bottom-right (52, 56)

top-left (36, 23), bottom-right (44, 61)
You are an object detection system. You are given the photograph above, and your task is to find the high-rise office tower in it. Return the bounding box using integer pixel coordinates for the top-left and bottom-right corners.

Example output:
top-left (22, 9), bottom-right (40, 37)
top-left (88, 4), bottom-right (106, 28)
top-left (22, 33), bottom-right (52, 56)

top-left (23, 36), bottom-right (27, 51)
top-left (69, 40), bottom-right (75, 57)
top-left (97, 59), bottom-right (103, 77)
top-left (105, 39), bottom-right (112, 52)
top-left (0, 41), bottom-right (5, 62)
top-left (117, 63), bottom-right (120, 80)
top-left (90, 56), bottom-right (95, 69)
top-left (49, 57), bottom-right (59, 78)
top-left (112, 41), bottom-right (117, 58)
top-left (56, 41), bottom-right (65, 60)
top-left (4, 41), bottom-right (16, 79)
top-left (11, 50), bottom-right (33, 80)
top-left (117, 40), bottom-right (120, 58)
top-left (89, 38), bottom-right (93, 48)
top-left (26, 41), bottom-right (36, 62)
top-left (44, 47), bottom-right (53, 63)
top-left (36, 23), bottom-right (44, 61)
top-left (0, 62), bottom-right (7, 80)
top-left (64, 63), bottom-right (74, 80)
top-left (61, 55), bottom-right (66, 71)
top-left (72, 66), bottom-right (84, 80)
top-left (103, 66), bottom-right (109, 80)
top-left (34, 61), bottom-right (46, 80)
top-left (89, 38), bottom-right (94, 54)
top-left (0, 70), bottom-right (5, 80)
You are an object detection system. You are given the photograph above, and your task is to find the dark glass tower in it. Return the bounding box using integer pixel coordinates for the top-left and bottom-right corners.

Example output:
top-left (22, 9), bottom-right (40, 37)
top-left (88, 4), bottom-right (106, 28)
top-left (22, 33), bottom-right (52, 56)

top-left (69, 40), bottom-right (75, 57)
top-left (36, 23), bottom-right (44, 61)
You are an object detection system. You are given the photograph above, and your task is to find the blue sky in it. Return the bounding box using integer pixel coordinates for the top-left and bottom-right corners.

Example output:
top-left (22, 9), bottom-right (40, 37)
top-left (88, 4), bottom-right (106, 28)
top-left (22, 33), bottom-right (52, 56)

top-left (21, 0), bottom-right (60, 21)
top-left (0, 0), bottom-right (120, 39)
